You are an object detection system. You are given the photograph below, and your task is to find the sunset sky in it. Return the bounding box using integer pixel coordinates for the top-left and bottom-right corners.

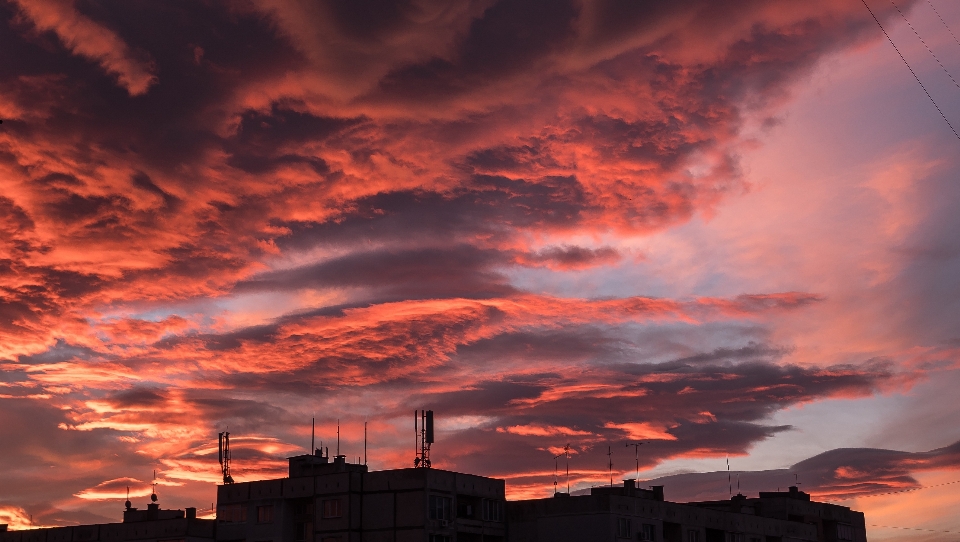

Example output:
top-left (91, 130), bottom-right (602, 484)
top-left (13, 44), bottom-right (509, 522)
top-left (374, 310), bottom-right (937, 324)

top-left (2, 0), bottom-right (960, 540)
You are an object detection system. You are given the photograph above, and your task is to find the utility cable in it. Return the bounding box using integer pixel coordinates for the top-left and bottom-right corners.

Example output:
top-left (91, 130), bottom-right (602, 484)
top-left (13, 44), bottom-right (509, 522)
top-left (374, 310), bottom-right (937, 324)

top-left (925, 0), bottom-right (960, 50)
top-left (871, 524), bottom-right (960, 534)
top-left (860, 0), bottom-right (960, 141)
top-left (827, 478), bottom-right (960, 500)
top-left (890, 0), bottom-right (960, 90)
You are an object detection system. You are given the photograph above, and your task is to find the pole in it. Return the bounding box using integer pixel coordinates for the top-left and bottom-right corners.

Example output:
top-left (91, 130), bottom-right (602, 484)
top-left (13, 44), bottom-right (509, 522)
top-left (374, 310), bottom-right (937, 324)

top-left (311, 417), bottom-right (315, 454)
top-left (364, 420), bottom-right (367, 465)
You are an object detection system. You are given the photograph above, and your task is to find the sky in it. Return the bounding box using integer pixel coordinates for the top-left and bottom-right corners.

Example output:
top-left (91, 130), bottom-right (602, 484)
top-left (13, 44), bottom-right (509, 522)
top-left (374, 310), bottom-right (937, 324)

top-left (1, 0), bottom-right (960, 540)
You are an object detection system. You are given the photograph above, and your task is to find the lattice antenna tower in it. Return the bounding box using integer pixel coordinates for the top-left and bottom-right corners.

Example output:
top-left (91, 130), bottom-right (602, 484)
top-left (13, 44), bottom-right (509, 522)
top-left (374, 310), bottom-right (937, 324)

top-left (413, 410), bottom-right (434, 468)
top-left (218, 431), bottom-right (235, 484)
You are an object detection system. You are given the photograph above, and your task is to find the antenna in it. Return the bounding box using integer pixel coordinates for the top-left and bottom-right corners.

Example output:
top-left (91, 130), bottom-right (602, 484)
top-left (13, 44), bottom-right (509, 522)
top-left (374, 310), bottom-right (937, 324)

top-left (553, 451), bottom-right (563, 494)
top-left (364, 420), bottom-right (368, 466)
top-left (727, 456), bottom-right (731, 498)
top-left (564, 443), bottom-right (571, 494)
top-left (337, 419), bottom-right (340, 456)
top-left (607, 446), bottom-right (613, 487)
top-left (626, 442), bottom-right (643, 483)
top-left (737, 473), bottom-right (741, 495)
top-left (218, 432), bottom-right (235, 484)
top-left (151, 470), bottom-right (158, 503)
top-left (311, 418), bottom-right (315, 455)
top-left (414, 410), bottom-right (419, 467)
top-left (414, 410), bottom-right (434, 468)
top-left (125, 486), bottom-right (131, 510)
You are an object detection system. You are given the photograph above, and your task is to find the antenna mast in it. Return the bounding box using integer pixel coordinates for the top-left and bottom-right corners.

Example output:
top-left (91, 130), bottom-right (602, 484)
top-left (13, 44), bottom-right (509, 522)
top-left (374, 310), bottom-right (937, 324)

top-left (626, 442), bottom-right (644, 483)
top-left (607, 446), bottom-right (613, 487)
top-left (553, 452), bottom-right (563, 495)
top-left (564, 444), bottom-right (571, 494)
top-left (727, 456), bottom-right (731, 498)
top-left (413, 410), bottom-right (434, 468)
top-left (218, 432), bottom-right (235, 484)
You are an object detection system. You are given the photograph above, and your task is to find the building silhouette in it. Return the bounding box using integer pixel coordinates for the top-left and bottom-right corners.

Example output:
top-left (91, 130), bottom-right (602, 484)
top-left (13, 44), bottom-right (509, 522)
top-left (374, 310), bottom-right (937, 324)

top-left (0, 457), bottom-right (867, 542)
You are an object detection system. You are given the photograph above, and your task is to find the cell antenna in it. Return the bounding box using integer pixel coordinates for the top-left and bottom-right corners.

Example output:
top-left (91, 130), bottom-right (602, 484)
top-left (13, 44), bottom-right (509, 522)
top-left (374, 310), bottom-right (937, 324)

top-left (414, 410), bottom-right (434, 468)
top-left (218, 432), bottom-right (235, 484)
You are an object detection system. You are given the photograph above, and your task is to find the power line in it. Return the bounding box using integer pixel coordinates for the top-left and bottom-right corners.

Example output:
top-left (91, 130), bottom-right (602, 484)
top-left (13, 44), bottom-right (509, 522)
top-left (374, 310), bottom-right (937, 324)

top-left (925, 0), bottom-right (960, 50)
top-left (876, 524), bottom-right (958, 535)
top-left (859, 0), bottom-right (960, 141)
top-left (828, 479), bottom-right (960, 500)
top-left (890, 0), bottom-right (960, 90)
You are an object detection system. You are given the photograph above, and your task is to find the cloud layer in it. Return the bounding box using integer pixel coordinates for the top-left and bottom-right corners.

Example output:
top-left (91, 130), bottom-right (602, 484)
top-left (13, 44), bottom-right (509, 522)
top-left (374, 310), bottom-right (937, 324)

top-left (1, 0), bottom-right (957, 534)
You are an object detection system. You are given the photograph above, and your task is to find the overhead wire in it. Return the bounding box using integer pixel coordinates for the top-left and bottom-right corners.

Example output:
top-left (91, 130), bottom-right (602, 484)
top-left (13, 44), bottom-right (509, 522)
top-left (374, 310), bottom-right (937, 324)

top-left (925, 0), bottom-right (960, 49)
top-left (828, 478), bottom-right (960, 500)
top-left (859, 0), bottom-right (960, 140)
top-left (889, 0), bottom-right (960, 90)
top-left (871, 524), bottom-right (960, 535)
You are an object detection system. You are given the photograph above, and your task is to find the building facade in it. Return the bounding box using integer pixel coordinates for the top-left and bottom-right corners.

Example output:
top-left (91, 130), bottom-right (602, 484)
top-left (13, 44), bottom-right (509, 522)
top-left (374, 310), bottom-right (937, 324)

top-left (0, 504), bottom-right (214, 542)
top-left (0, 461), bottom-right (866, 542)
top-left (506, 481), bottom-right (865, 542)
top-left (216, 452), bottom-right (506, 542)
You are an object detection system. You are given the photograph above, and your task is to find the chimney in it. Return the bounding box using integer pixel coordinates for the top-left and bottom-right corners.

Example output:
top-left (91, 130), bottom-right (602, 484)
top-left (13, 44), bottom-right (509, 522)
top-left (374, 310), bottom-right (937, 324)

top-left (186, 508), bottom-right (197, 520)
top-left (623, 479), bottom-right (636, 491)
top-left (651, 485), bottom-right (664, 501)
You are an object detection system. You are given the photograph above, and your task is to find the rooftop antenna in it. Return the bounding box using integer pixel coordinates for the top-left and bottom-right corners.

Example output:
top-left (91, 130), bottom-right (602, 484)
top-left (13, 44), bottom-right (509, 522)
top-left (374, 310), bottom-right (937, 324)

top-left (218, 432), bottom-right (235, 484)
top-left (125, 487), bottom-right (131, 510)
top-left (564, 443), bottom-right (571, 494)
top-left (737, 473), bottom-right (741, 495)
top-left (626, 442), bottom-right (644, 483)
top-left (794, 473), bottom-right (801, 488)
top-left (337, 419), bottom-right (340, 456)
top-left (414, 410), bottom-right (434, 468)
top-left (151, 470), bottom-right (158, 503)
top-left (727, 456), bottom-right (731, 498)
top-left (553, 451), bottom-right (564, 495)
top-left (311, 417), bottom-right (315, 455)
top-left (607, 446), bottom-right (614, 487)
top-left (364, 420), bottom-right (368, 466)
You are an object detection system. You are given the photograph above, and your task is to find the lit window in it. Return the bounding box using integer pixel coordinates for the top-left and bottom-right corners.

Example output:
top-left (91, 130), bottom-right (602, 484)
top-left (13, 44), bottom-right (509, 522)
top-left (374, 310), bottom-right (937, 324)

top-left (217, 504), bottom-right (247, 523)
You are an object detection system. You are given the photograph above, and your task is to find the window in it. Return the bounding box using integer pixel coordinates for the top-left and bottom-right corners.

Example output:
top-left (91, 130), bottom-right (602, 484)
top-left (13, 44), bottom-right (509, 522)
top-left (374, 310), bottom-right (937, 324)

top-left (322, 499), bottom-right (342, 518)
top-left (218, 504), bottom-right (247, 523)
top-left (429, 495), bottom-right (452, 522)
top-left (295, 523), bottom-right (313, 542)
top-left (640, 524), bottom-right (655, 541)
top-left (687, 530), bottom-right (700, 542)
top-left (257, 505), bottom-right (274, 524)
top-left (837, 524), bottom-right (854, 541)
top-left (482, 499), bottom-right (503, 522)
top-left (617, 518), bottom-right (631, 538)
